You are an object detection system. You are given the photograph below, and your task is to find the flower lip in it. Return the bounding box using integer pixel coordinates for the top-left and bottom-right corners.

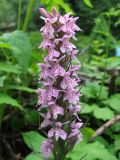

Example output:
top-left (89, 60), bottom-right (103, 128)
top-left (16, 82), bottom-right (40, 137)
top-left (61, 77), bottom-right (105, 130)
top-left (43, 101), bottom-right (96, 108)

top-left (55, 122), bottom-right (62, 128)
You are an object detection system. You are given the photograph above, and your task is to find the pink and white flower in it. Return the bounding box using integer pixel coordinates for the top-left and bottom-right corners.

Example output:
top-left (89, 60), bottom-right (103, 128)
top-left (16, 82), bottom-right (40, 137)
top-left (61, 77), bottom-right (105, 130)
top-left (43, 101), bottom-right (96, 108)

top-left (41, 139), bottom-right (53, 158)
top-left (37, 7), bottom-right (83, 159)
top-left (48, 122), bottom-right (67, 140)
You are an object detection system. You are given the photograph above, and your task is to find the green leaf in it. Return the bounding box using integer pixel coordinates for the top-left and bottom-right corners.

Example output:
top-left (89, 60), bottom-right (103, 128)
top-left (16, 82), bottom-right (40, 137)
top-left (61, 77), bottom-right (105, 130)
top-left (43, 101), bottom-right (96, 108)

top-left (114, 139), bottom-right (120, 152)
top-left (104, 94), bottom-right (120, 112)
top-left (22, 131), bottom-right (46, 153)
top-left (111, 122), bottom-right (120, 132)
top-left (0, 94), bottom-right (23, 110)
top-left (81, 82), bottom-right (108, 100)
top-left (81, 83), bottom-right (96, 99)
top-left (81, 103), bottom-right (93, 114)
top-left (41, 0), bottom-right (73, 13)
top-left (67, 141), bottom-right (118, 160)
top-left (96, 86), bottom-right (108, 100)
top-left (0, 76), bottom-right (6, 87)
top-left (7, 85), bottom-right (35, 93)
top-left (2, 30), bottom-right (32, 71)
top-left (0, 42), bottom-right (20, 53)
top-left (24, 109), bottom-right (39, 125)
top-left (0, 62), bottom-right (21, 74)
top-left (106, 57), bottom-right (120, 70)
top-left (0, 42), bottom-right (12, 48)
top-left (82, 127), bottom-right (95, 142)
top-left (83, 0), bottom-right (93, 8)
top-left (24, 153), bottom-right (42, 160)
top-left (114, 135), bottom-right (120, 152)
top-left (93, 107), bottom-right (114, 121)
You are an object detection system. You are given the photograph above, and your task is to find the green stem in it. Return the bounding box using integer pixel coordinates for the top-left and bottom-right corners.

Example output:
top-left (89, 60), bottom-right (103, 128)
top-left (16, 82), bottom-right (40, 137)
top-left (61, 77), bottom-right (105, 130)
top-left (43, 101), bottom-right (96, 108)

top-left (53, 137), bottom-right (58, 160)
top-left (22, 0), bottom-right (36, 32)
top-left (97, 37), bottom-right (109, 99)
top-left (97, 15), bottom-right (112, 100)
top-left (17, 0), bottom-right (22, 30)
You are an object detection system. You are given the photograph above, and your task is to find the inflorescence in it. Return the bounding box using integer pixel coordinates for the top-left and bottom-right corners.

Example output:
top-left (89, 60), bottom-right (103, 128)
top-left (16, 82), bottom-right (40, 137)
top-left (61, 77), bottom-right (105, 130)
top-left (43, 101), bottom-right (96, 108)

top-left (36, 7), bottom-right (83, 159)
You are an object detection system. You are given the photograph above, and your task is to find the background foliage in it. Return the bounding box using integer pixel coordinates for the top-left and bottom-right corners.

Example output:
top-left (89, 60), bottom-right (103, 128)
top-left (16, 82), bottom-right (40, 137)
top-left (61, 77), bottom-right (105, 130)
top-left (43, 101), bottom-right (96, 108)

top-left (0, 0), bottom-right (120, 160)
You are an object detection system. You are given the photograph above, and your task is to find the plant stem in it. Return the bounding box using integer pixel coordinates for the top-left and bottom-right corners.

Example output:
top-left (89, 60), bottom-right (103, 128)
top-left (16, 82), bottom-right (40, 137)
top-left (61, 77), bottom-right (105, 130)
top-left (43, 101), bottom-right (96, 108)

top-left (22, 0), bottom-right (36, 32)
top-left (97, 37), bottom-right (109, 99)
top-left (17, 0), bottom-right (22, 30)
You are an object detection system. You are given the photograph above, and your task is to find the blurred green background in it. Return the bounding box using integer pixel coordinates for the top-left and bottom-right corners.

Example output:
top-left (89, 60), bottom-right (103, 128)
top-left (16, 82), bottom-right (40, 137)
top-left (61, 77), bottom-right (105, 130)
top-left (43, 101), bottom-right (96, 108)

top-left (0, 0), bottom-right (120, 160)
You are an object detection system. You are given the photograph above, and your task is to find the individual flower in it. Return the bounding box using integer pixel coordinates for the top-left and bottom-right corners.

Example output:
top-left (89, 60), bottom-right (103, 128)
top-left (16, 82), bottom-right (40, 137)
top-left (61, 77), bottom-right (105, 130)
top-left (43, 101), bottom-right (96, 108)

top-left (49, 104), bottom-right (64, 119)
top-left (45, 48), bottom-right (60, 62)
top-left (39, 36), bottom-right (55, 49)
top-left (61, 76), bottom-right (78, 90)
top-left (60, 36), bottom-right (76, 53)
top-left (40, 23), bottom-right (54, 39)
top-left (38, 63), bottom-right (52, 80)
top-left (47, 87), bottom-right (59, 101)
top-left (48, 122), bottom-right (67, 140)
top-left (51, 62), bottom-right (65, 77)
top-left (36, 89), bottom-right (47, 107)
top-left (69, 104), bottom-right (81, 115)
top-left (40, 112), bottom-right (52, 128)
top-left (68, 120), bottom-right (83, 140)
top-left (64, 88), bottom-right (80, 104)
top-left (41, 139), bottom-right (53, 158)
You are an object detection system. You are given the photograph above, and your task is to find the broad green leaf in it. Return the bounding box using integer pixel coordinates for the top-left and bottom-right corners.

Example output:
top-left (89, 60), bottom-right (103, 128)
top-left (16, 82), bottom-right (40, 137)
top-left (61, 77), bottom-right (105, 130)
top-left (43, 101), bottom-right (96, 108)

top-left (96, 86), bottom-right (108, 100)
top-left (96, 137), bottom-right (109, 147)
top-left (0, 42), bottom-right (20, 53)
top-left (67, 141), bottom-right (118, 160)
top-left (59, 1), bottom-right (73, 13)
top-left (104, 94), bottom-right (120, 112)
top-left (0, 62), bottom-right (21, 74)
top-left (81, 82), bottom-right (108, 100)
top-left (41, 0), bottom-right (73, 13)
top-left (0, 94), bottom-right (23, 110)
top-left (22, 131), bottom-right (46, 153)
top-left (82, 127), bottom-right (95, 142)
top-left (81, 103), bottom-right (93, 114)
top-left (24, 153), bottom-right (42, 160)
top-left (7, 85), bottom-right (35, 93)
top-left (93, 107), bottom-right (114, 121)
top-left (81, 83), bottom-right (96, 99)
top-left (0, 42), bottom-right (12, 48)
top-left (2, 30), bottom-right (32, 71)
top-left (83, 0), bottom-right (93, 8)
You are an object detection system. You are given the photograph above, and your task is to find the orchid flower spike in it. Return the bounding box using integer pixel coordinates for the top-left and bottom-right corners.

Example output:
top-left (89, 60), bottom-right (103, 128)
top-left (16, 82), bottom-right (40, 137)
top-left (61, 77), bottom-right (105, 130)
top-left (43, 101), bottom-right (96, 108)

top-left (37, 7), bottom-right (83, 160)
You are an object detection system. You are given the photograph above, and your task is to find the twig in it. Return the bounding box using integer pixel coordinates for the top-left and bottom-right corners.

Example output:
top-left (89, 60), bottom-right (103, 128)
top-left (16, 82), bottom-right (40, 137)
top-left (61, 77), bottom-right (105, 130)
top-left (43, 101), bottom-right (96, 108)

top-left (88, 115), bottom-right (120, 142)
